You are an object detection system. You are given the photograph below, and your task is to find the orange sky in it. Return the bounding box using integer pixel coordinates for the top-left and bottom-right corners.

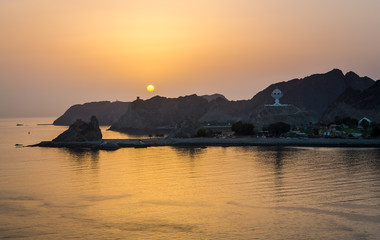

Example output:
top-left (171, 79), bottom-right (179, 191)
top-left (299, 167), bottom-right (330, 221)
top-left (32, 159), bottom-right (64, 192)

top-left (1, 0), bottom-right (380, 117)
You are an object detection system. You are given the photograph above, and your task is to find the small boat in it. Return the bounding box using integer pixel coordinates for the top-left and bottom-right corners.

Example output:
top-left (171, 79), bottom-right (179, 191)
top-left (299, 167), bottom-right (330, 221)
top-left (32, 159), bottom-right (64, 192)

top-left (16, 124), bottom-right (23, 126)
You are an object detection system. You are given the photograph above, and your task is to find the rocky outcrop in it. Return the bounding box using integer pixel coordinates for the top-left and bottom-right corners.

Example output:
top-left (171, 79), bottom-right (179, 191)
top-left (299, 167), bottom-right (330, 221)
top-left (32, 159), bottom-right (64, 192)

top-left (168, 119), bottom-right (201, 138)
top-left (322, 80), bottom-right (380, 123)
top-left (53, 116), bottom-right (102, 142)
top-left (53, 101), bottom-right (130, 126)
top-left (249, 105), bottom-right (315, 130)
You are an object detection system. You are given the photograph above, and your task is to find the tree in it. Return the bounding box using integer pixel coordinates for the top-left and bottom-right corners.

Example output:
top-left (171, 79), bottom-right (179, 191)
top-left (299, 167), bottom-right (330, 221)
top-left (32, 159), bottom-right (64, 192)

top-left (196, 128), bottom-right (214, 137)
top-left (231, 121), bottom-right (254, 136)
top-left (371, 126), bottom-right (380, 138)
top-left (267, 122), bottom-right (291, 137)
top-left (342, 117), bottom-right (358, 128)
top-left (334, 116), bottom-right (358, 128)
top-left (334, 116), bottom-right (343, 125)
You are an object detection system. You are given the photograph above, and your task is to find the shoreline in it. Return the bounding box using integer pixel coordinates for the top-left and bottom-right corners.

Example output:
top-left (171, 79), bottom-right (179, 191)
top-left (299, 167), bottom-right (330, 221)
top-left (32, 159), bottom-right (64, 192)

top-left (30, 137), bottom-right (380, 150)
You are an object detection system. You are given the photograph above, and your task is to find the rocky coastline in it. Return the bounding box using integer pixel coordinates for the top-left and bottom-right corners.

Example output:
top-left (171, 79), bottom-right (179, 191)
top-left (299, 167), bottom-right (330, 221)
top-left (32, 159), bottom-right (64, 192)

top-left (31, 137), bottom-right (380, 150)
top-left (31, 115), bottom-right (380, 150)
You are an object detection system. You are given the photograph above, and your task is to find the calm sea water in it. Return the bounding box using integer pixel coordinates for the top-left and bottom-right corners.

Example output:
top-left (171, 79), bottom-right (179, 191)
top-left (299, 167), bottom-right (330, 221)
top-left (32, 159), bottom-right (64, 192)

top-left (1, 118), bottom-right (380, 240)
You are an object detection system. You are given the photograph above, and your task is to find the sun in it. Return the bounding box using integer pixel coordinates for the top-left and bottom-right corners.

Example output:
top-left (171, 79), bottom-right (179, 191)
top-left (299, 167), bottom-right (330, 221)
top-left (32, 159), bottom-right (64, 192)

top-left (147, 85), bottom-right (155, 92)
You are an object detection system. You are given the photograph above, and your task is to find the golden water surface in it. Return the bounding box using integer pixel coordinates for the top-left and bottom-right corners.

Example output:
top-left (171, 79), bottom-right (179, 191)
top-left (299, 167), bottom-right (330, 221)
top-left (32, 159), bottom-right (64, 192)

top-left (1, 118), bottom-right (380, 239)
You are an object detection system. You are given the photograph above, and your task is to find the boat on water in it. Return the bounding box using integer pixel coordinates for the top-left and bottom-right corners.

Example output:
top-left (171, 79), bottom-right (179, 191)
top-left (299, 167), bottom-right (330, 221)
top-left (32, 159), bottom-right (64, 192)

top-left (16, 124), bottom-right (23, 126)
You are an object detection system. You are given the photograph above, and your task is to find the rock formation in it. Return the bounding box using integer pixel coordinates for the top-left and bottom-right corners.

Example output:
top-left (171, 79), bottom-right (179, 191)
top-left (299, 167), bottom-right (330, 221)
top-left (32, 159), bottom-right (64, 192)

top-left (54, 101), bottom-right (130, 126)
top-left (249, 105), bottom-right (315, 130)
top-left (53, 116), bottom-right (102, 142)
top-left (168, 119), bottom-right (201, 138)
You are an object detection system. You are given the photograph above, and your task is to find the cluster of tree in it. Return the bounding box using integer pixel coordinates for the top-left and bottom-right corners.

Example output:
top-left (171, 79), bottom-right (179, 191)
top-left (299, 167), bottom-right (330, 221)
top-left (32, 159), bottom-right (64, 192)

top-left (371, 123), bottom-right (380, 138)
top-left (333, 116), bottom-right (358, 128)
top-left (231, 121), bottom-right (254, 136)
top-left (196, 128), bottom-right (216, 137)
top-left (265, 122), bottom-right (291, 137)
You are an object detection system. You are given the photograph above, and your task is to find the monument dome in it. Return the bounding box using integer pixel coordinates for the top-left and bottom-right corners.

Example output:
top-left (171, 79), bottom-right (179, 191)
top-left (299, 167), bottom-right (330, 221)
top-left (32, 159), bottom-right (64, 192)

top-left (265, 88), bottom-right (289, 106)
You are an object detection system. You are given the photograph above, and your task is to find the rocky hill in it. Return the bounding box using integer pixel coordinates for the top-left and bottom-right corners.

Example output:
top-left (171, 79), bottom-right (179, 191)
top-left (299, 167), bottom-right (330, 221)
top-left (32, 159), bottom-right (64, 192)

top-left (249, 69), bottom-right (374, 118)
top-left (109, 95), bottom-right (210, 131)
top-left (53, 101), bottom-right (130, 126)
top-left (109, 94), bottom-right (254, 132)
top-left (322, 80), bottom-right (380, 122)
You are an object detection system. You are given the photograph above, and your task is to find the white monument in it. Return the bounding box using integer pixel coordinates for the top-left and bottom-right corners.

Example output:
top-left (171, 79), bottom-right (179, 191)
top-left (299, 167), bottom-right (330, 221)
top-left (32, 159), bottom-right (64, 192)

top-left (265, 88), bottom-right (290, 106)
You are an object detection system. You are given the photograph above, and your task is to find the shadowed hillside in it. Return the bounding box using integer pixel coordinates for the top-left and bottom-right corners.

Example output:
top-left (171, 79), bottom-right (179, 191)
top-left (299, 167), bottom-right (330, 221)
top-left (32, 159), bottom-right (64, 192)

top-left (248, 69), bottom-right (374, 118)
top-left (322, 80), bottom-right (380, 122)
top-left (110, 95), bottom-right (210, 131)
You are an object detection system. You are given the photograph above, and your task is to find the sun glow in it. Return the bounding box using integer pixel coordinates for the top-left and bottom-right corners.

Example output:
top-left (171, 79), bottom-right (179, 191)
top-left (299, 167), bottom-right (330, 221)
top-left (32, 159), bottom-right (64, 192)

top-left (147, 85), bottom-right (155, 92)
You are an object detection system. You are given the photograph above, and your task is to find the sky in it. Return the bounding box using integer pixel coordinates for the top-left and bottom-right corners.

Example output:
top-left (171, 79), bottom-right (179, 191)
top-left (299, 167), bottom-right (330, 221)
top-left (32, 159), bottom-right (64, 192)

top-left (1, 0), bottom-right (380, 117)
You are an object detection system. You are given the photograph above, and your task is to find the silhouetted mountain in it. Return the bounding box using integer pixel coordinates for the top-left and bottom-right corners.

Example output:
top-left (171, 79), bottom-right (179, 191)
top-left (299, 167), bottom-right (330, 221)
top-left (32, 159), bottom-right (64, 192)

top-left (199, 98), bottom-right (251, 123)
top-left (249, 69), bottom-right (374, 118)
top-left (110, 95), bottom-right (210, 131)
top-left (200, 94), bottom-right (227, 102)
top-left (110, 94), bottom-right (254, 132)
top-left (344, 71), bottom-right (375, 90)
top-left (322, 80), bottom-right (380, 122)
top-left (55, 69), bottom-right (376, 131)
top-left (54, 101), bottom-right (130, 126)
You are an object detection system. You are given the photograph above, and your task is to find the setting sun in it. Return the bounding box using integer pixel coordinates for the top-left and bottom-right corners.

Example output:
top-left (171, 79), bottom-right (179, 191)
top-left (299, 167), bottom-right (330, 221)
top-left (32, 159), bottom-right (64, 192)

top-left (147, 85), bottom-right (155, 92)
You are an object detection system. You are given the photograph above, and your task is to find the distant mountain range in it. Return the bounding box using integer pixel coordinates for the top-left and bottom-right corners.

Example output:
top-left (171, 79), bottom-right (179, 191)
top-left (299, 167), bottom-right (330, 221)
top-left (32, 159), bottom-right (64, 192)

top-left (54, 69), bottom-right (379, 131)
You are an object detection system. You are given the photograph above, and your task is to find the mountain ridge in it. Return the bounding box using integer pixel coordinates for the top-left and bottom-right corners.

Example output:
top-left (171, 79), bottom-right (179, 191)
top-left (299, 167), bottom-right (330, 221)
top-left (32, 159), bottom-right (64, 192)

top-left (54, 69), bottom-right (377, 131)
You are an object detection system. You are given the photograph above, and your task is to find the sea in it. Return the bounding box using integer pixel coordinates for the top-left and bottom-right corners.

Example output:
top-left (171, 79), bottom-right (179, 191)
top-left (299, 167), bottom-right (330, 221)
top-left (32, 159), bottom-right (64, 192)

top-left (1, 117), bottom-right (380, 240)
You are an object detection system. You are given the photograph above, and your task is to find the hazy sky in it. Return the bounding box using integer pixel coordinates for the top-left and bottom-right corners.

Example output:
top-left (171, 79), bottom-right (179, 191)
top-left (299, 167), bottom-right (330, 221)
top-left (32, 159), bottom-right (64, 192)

top-left (1, 0), bottom-right (380, 117)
